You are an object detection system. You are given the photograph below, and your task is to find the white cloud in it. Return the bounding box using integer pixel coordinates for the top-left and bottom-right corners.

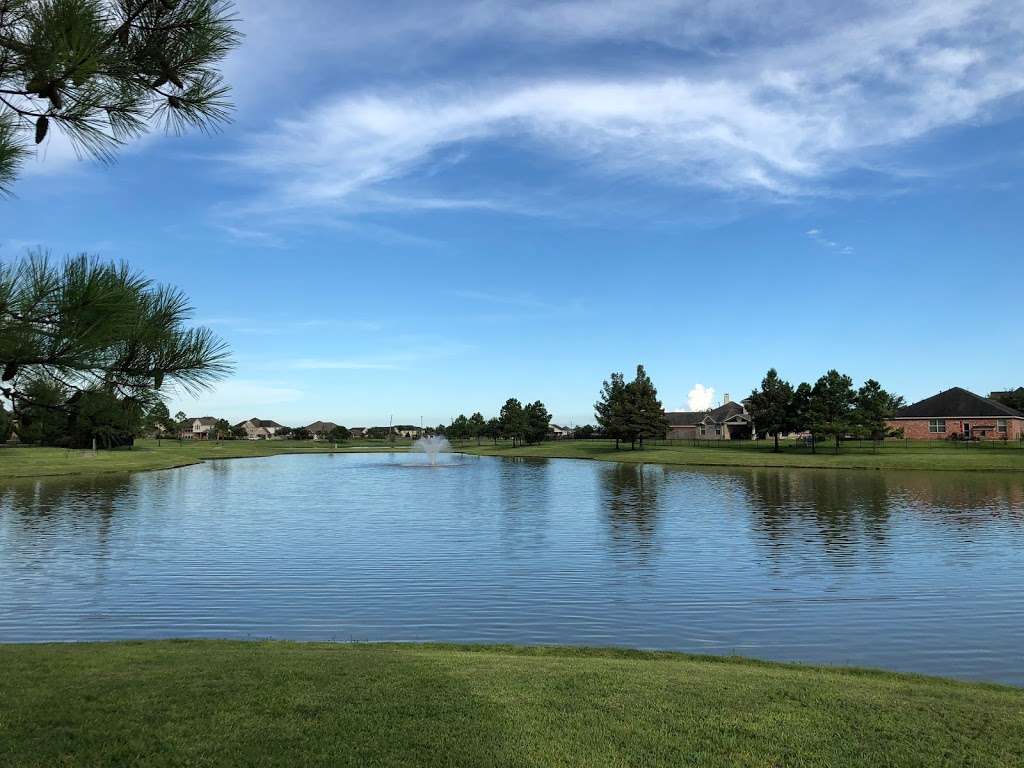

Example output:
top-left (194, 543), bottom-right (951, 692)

top-left (805, 227), bottom-right (854, 255)
top-left (687, 384), bottom-right (716, 411)
top-left (226, 0), bottom-right (1024, 213)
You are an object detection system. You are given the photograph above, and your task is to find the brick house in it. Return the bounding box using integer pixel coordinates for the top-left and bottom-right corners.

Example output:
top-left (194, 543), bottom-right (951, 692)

top-left (887, 387), bottom-right (1024, 440)
top-left (665, 399), bottom-right (754, 440)
top-left (305, 421), bottom-right (340, 440)
top-left (236, 418), bottom-right (285, 440)
top-left (179, 417), bottom-right (218, 440)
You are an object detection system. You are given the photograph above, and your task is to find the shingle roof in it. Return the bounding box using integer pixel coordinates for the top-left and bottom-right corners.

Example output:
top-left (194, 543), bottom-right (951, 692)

top-left (305, 421), bottom-right (339, 433)
top-left (708, 402), bottom-right (746, 421)
top-left (665, 411), bottom-right (703, 426)
top-left (895, 387), bottom-right (1024, 419)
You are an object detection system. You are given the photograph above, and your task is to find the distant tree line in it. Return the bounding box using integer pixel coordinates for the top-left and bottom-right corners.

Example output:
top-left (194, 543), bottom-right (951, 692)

top-left (437, 400), bottom-right (552, 447)
top-left (747, 368), bottom-right (904, 453)
top-left (594, 364), bottom-right (670, 449)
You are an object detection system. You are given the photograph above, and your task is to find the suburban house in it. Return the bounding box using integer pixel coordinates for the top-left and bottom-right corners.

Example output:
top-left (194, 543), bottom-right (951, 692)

top-left (236, 418), bottom-right (285, 440)
top-left (179, 417), bottom-right (218, 440)
top-left (665, 397), bottom-right (754, 440)
top-left (349, 427), bottom-right (368, 439)
top-left (549, 424), bottom-right (573, 439)
top-left (305, 421), bottom-right (340, 440)
top-left (393, 425), bottom-right (422, 439)
top-left (887, 387), bottom-right (1024, 440)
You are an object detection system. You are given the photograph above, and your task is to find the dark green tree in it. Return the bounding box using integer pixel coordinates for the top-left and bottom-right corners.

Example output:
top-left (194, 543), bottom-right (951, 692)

top-left (747, 368), bottom-right (796, 452)
top-left (595, 371), bottom-right (628, 449)
top-left (14, 375), bottom-right (67, 443)
top-left (143, 399), bottom-right (170, 435)
top-left (0, 0), bottom-right (240, 193)
top-left (468, 411), bottom-right (485, 445)
top-left (574, 424), bottom-right (595, 439)
top-left (213, 417), bottom-right (230, 440)
top-left (523, 400), bottom-right (551, 445)
top-left (623, 364), bottom-right (668, 449)
top-left (499, 398), bottom-right (526, 447)
top-left (808, 370), bottom-right (857, 454)
top-left (229, 422), bottom-right (246, 439)
top-left (855, 379), bottom-right (903, 440)
top-left (291, 427), bottom-right (311, 441)
top-left (327, 425), bottom-right (350, 442)
top-left (0, 397), bottom-right (8, 439)
top-left (992, 388), bottom-right (1024, 412)
top-left (483, 416), bottom-right (501, 445)
top-left (65, 387), bottom-right (142, 448)
top-left (450, 414), bottom-right (469, 441)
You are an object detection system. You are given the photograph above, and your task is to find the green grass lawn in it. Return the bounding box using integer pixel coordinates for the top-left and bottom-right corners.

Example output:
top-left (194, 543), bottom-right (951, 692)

top-left (1, 641), bottom-right (1020, 767)
top-left (0, 438), bottom-right (410, 479)
top-left (456, 439), bottom-right (1024, 472)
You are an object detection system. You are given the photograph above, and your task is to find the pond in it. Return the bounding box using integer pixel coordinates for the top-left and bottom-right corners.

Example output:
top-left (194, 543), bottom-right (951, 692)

top-left (2, 453), bottom-right (1023, 685)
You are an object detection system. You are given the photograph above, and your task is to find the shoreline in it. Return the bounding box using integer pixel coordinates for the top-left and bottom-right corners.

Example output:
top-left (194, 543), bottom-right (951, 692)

top-left (3, 437), bottom-right (1024, 481)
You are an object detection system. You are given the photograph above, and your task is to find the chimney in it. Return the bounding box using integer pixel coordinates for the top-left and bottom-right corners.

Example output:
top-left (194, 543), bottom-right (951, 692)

top-left (723, 393), bottom-right (731, 405)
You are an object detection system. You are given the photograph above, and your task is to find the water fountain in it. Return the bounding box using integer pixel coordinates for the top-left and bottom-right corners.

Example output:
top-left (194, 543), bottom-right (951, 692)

top-left (411, 435), bottom-right (451, 466)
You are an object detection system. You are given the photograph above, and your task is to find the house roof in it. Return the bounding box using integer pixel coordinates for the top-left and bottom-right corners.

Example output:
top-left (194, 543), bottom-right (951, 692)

top-left (191, 417), bottom-right (218, 426)
top-left (236, 418), bottom-right (284, 429)
top-left (665, 411), bottom-right (703, 427)
top-left (895, 387), bottom-right (1024, 419)
top-left (305, 421), bottom-right (339, 433)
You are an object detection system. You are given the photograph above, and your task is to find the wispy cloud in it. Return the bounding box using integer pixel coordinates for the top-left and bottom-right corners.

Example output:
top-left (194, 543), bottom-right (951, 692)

top-left (226, 0), bottom-right (1024, 216)
top-left (805, 228), bottom-right (854, 255)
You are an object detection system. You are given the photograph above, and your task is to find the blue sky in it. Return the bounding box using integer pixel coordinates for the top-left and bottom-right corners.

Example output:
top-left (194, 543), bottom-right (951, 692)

top-left (3, 0), bottom-right (1024, 427)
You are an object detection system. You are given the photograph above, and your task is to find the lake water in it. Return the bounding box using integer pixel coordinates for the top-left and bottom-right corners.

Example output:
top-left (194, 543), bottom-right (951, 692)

top-left (2, 453), bottom-right (1023, 685)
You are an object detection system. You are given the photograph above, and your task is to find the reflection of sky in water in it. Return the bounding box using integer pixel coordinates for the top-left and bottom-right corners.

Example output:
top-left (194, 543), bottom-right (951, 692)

top-left (1, 455), bottom-right (1023, 685)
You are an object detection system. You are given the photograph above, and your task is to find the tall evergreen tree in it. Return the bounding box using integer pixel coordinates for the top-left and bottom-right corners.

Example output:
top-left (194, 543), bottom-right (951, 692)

top-left (0, 0), bottom-right (240, 192)
top-left (523, 400), bottom-right (551, 445)
top-left (855, 379), bottom-right (903, 440)
top-left (499, 398), bottom-right (526, 447)
top-left (808, 370), bottom-right (857, 454)
top-left (595, 371), bottom-right (628, 449)
top-left (747, 368), bottom-right (796, 452)
top-left (623, 364), bottom-right (668, 449)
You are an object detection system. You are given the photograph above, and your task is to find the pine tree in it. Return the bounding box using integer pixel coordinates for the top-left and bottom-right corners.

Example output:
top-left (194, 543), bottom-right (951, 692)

top-left (0, 0), bottom-right (240, 192)
top-left (624, 364), bottom-right (668, 449)
top-left (499, 398), bottom-right (526, 447)
top-left (1, 252), bottom-right (231, 435)
top-left (855, 379), bottom-right (903, 441)
top-left (808, 370), bottom-right (857, 454)
top-left (595, 371), bottom-right (628, 449)
top-left (747, 368), bottom-right (796, 452)
top-left (523, 400), bottom-right (551, 444)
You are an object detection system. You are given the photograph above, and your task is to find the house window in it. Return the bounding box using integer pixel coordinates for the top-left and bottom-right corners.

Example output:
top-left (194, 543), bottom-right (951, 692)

top-left (699, 425), bottom-right (706, 436)
top-left (998, 419), bottom-right (1008, 434)
top-left (715, 426), bottom-right (722, 436)
top-left (928, 419), bottom-right (946, 433)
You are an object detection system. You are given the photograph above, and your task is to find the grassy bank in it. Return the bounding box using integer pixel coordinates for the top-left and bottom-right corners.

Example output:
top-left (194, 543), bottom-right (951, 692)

top-left (0, 438), bottom-right (409, 479)
top-left (1, 641), bottom-right (1021, 767)
top-left (5, 437), bottom-right (1024, 480)
top-left (457, 439), bottom-right (1024, 472)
